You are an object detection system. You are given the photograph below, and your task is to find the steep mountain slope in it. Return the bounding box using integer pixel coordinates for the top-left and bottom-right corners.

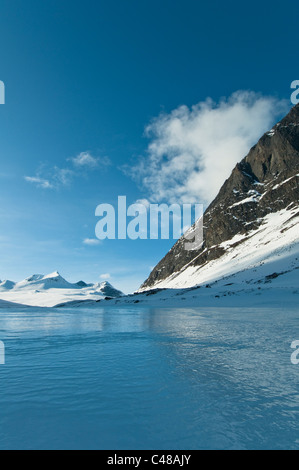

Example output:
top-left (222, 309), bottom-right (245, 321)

top-left (140, 104), bottom-right (299, 291)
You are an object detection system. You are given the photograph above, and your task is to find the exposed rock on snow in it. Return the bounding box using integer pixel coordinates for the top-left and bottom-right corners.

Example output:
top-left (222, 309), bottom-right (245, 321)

top-left (140, 104), bottom-right (299, 294)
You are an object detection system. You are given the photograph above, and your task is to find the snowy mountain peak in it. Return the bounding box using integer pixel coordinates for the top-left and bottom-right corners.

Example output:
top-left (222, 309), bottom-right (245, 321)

top-left (43, 271), bottom-right (63, 280)
top-left (15, 271), bottom-right (71, 289)
top-left (100, 281), bottom-right (112, 287)
top-left (93, 281), bottom-right (124, 298)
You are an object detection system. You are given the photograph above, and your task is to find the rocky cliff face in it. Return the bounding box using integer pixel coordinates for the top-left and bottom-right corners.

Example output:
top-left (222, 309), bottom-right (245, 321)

top-left (140, 104), bottom-right (299, 290)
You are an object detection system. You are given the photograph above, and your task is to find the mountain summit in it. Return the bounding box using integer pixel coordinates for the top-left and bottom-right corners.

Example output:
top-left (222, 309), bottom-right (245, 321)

top-left (140, 104), bottom-right (299, 291)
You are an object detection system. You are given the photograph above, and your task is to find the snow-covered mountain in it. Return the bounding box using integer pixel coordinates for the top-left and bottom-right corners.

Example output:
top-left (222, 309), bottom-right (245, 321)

top-left (139, 104), bottom-right (299, 295)
top-left (13, 272), bottom-right (75, 290)
top-left (0, 272), bottom-right (123, 307)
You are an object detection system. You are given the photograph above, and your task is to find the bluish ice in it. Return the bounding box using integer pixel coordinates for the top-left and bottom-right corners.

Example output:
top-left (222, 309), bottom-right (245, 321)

top-left (0, 306), bottom-right (298, 450)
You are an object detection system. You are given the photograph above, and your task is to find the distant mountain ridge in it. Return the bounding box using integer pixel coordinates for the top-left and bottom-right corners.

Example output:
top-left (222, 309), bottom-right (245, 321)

top-left (0, 272), bottom-right (123, 307)
top-left (140, 104), bottom-right (299, 291)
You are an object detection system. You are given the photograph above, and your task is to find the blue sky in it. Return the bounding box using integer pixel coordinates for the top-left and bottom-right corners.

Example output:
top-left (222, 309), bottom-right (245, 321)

top-left (0, 0), bottom-right (298, 292)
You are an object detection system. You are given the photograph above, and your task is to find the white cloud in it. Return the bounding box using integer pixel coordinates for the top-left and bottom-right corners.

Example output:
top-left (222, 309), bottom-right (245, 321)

top-left (53, 167), bottom-right (74, 187)
top-left (25, 151), bottom-right (112, 190)
top-left (100, 273), bottom-right (111, 279)
top-left (25, 167), bottom-right (74, 190)
top-left (129, 91), bottom-right (288, 205)
top-left (24, 176), bottom-right (54, 189)
top-left (71, 152), bottom-right (111, 168)
top-left (83, 238), bottom-right (101, 246)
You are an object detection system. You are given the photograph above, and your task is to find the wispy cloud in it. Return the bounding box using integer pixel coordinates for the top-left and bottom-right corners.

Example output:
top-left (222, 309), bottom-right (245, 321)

top-left (83, 238), bottom-right (101, 246)
top-left (53, 167), bottom-right (74, 187)
top-left (25, 151), bottom-right (111, 190)
top-left (24, 176), bottom-right (54, 189)
top-left (100, 273), bottom-right (111, 279)
top-left (25, 167), bottom-right (74, 190)
top-left (71, 151), bottom-right (111, 169)
top-left (127, 91), bottom-right (288, 205)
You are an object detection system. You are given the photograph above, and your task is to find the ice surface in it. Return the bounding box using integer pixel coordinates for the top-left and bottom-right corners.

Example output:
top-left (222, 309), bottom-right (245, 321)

top-left (0, 306), bottom-right (298, 450)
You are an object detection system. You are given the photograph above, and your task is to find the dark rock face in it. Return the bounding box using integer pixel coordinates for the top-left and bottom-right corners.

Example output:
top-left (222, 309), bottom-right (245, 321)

top-left (76, 281), bottom-right (89, 287)
top-left (141, 104), bottom-right (299, 290)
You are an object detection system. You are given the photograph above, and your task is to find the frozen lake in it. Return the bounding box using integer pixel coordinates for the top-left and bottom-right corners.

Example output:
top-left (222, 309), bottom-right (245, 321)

top-left (0, 306), bottom-right (298, 450)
